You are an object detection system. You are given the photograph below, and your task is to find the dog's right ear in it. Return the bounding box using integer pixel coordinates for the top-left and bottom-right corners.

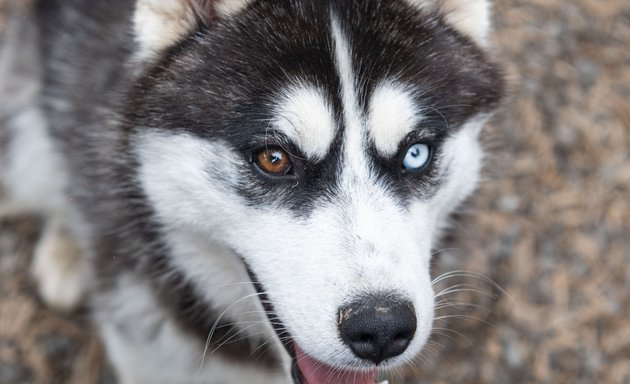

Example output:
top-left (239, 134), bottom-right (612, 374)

top-left (134, 0), bottom-right (252, 61)
top-left (406, 0), bottom-right (493, 47)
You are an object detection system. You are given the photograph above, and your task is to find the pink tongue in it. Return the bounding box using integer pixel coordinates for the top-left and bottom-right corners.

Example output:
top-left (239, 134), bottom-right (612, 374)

top-left (295, 345), bottom-right (377, 384)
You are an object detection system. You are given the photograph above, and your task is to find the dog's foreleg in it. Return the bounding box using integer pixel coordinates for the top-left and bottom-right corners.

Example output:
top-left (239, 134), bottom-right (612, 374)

top-left (30, 219), bottom-right (85, 311)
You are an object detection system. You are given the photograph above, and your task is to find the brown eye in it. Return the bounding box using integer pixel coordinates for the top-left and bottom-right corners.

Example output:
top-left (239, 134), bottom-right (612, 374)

top-left (255, 147), bottom-right (293, 175)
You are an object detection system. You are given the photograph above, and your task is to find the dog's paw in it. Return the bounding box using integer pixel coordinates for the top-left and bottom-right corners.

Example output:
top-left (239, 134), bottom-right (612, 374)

top-left (31, 222), bottom-right (85, 311)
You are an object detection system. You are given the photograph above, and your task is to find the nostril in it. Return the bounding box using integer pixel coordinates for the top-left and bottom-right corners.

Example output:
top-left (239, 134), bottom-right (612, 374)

top-left (357, 334), bottom-right (373, 344)
top-left (394, 332), bottom-right (410, 343)
top-left (338, 295), bottom-right (417, 365)
top-left (393, 328), bottom-right (414, 341)
top-left (391, 332), bottom-right (412, 350)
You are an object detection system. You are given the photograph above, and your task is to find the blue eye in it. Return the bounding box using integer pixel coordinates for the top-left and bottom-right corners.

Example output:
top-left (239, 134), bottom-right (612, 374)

top-left (402, 143), bottom-right (431, 170)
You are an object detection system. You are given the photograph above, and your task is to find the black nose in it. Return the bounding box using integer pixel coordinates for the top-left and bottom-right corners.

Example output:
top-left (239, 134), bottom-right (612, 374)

top-left (338, 295), bottom-right (417, 365)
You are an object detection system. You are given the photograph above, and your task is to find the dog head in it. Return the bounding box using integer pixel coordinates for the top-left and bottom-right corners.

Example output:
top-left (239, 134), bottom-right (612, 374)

top-left (130, 0), bottom-right (503, 382)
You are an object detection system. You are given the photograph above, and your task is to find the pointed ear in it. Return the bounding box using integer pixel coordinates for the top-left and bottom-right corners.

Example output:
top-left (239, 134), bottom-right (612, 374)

top-left (406, 0), bottom-right (493, 47)
top-left (133, 0), bottom-right (252, 60)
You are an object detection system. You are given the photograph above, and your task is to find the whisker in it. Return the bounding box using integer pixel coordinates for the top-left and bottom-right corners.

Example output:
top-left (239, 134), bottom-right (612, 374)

top-left (197, 291), bottom-right (267, 372)
top-left (434, 314), bottom-right (496, 328)
top-left (432, 270), bottom-right (514, 304)
top-left (432, 327), bottom-right (477, 349)
top-left (435, 286), bottom-right (498, 299)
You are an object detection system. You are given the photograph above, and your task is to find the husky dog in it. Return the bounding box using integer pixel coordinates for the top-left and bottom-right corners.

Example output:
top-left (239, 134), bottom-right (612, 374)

top-left (0, 0), bottom-right (503, 382)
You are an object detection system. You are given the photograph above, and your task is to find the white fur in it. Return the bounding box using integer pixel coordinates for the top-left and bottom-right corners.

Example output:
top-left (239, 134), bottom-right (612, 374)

top-left (428, 117), bottom-right (487, 236)
top-left (99, 275), bottom-right (287, 384)
top-left (330, 18), bottom-right (371, 183)
top-left (133, 132), bottom-right (246, 232)
top-left (2, 1), bottom-right (495, 382)
top-left (215, 0), bottom-right (253, 18)
top-left (3, 108), bottom-right (69, 215)
top-left (3, 107), bottom-right (87, 312)
top-left (134, 126), bottom-right (436, 370)
top-left (406, 0), bottom-right (492, 46)
top-left (0, 7), bottom-right (86, 313)
top-left (134, 0), bottom-right (252, 60)
top-left (134, 0), bottom-right (198, 61)
top-left (129, 5), bottom-right (491, 379)
top-left (0, 9), bottom-right (70, 216)
top-left (273, 85), bottom-right (337, 160)
top-left (31, 220), bottom-right (85, 311)
top-left (133, 19), bottom-right (443, 374)
top-left (134, 131), bottom-right (286, 359)
top-left (368, 82), bottom-right (423, 156)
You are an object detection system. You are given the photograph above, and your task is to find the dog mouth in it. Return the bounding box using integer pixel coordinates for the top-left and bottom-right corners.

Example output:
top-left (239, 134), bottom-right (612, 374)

top-left (245, 267), bottom-right (382, 384)
top-left (293, 345), bottom-right (380, 384)
top-left (279, 322), bottom-right (382, 384)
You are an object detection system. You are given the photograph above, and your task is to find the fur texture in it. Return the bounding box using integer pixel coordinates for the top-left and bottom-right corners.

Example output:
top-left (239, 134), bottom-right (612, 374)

top-left (0, 0), bottom-right (503, 383)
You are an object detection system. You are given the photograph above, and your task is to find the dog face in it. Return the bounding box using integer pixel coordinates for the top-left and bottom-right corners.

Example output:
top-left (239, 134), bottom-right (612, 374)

top-left (130, 0), bottom-right (502, 381)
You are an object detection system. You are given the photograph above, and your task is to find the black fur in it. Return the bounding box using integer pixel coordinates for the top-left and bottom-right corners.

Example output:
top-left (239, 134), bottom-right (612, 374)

top-left (124, 0), bottom-right (503, 215)
top-left (25, 0), bottom-right (503, 376)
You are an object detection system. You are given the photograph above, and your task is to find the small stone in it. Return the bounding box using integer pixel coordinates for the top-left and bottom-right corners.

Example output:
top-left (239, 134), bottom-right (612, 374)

top-left (575, 59), bottom-right (600, 90)
top-left (0, 361), bottom-right (33, 384)
top-left (498, 195), bottom-right (521, 213)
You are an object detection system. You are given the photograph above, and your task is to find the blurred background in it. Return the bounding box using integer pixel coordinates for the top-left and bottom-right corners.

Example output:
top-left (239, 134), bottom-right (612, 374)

top-left (1, 0), bottom-right (629, 383)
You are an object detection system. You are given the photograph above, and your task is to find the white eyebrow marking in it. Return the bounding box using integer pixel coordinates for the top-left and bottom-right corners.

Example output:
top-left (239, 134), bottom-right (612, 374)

top-left (330, 17), bottom-right (371, 182)
top-left (368, 83), bottom-right (423, 156)
top-left (273, 85), bottom-right (337, 161)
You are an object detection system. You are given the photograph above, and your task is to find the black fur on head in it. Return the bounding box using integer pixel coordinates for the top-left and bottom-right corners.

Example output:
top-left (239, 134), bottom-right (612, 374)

top-left (125, 0), bottom-right (503, 214)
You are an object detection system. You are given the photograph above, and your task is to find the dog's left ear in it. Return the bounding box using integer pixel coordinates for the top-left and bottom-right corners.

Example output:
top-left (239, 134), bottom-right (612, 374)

top-left (134, 0), bottom-right (252, 61)
top-left (406, 0), bottom-right (493, 47)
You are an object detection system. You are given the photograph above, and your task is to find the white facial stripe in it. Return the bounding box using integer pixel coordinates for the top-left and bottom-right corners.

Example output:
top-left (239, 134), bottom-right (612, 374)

top-left (273, 85), bottom-right (336, 161)
top-left (330, 17), bottom-right (371, 182)
top-left (369, 83), bottom-right (423, 156)
top-left (327, 21), bottom-right (435, 366)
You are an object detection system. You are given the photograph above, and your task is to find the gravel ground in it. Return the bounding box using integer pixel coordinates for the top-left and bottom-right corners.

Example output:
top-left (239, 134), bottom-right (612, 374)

top-left (1, 1), bottom-right (629, 383)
